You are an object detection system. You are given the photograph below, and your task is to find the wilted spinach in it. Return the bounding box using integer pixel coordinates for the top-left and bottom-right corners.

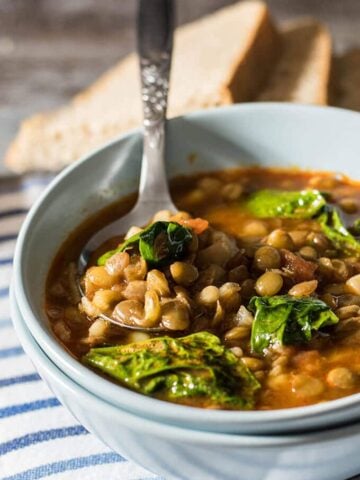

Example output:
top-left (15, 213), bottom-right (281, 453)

top-left (244, 188), bottom-right (360, 255)
top-left (83, 331), bottom-right (260, 409)
top-left (98, 221), bottom-right (192, 267)
top-left (317, 206), bottom-right (360, 255)
top-left (350, 218), bottom-right (360, 236)
top-left (248, 295), bottom-right (339, 354)
top-left (245, 189), bottom-right (326, 219)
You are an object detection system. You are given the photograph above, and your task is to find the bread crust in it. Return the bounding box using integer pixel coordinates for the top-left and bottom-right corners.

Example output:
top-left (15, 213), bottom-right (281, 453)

top-left (257, 19), bottom-right (331, 105)
top-left (226, 8), bottom-right (281, 102)
top-left (330, 48), bottom-right (360, 111)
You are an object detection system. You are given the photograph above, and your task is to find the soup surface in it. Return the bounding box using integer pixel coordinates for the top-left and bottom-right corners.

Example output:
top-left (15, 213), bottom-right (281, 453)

top-left (46, 167), bottom-right (360, 410)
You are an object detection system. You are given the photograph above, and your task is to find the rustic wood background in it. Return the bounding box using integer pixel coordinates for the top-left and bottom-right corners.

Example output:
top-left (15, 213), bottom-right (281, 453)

top-left (1, 0), bottom-right (360, 172)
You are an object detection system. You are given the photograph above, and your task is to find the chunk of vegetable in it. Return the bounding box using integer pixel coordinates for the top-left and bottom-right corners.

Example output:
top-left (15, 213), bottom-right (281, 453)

top-left (245, 189), bottom-right (326, 219)
top-left (176, 217), bottom-right (209, 235)
top-left (317, 206), bottom-right (360, 255)
top-left (83, 331), bottom-right (260, 409)
top-left (281, 249), bottom-right (318, 283)
top-left (248, 295), bottom-right (339, 354)
top-left (98, 221), bottom-right (192, 267)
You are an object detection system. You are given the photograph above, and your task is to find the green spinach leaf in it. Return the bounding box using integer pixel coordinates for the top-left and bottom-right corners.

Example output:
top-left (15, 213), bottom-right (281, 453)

top-left (245, 189), bottom-right (326, 219)
top-left (244, 188), bottom-right (360, 255)
top-left (83, 331), bottom-right (260, 409)
top-left (317, 206), bottom-right (360, 255)
top-left (248, 295), bottom-right (338, 354)
top-left (350, 218), bottom-right (360, 236)
top-left (98, 221), bottom-right (192, 267)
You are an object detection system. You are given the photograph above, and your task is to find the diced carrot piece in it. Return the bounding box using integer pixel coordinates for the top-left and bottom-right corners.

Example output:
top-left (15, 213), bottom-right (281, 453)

top-left (178, 217), bottom-right (209, 235)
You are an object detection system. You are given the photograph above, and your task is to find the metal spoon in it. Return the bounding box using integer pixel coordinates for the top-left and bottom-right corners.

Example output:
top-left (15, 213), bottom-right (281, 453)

top-left (78, 0), bottom-right (177, 332)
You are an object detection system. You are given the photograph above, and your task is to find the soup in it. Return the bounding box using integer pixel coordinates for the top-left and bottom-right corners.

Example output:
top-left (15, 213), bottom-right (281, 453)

top-left (46, 167), bottom-right (360, 410)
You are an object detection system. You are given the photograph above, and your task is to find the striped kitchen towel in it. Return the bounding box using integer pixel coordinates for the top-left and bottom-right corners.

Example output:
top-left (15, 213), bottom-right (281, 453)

top-left (0, 175), bottom-right (161, 480)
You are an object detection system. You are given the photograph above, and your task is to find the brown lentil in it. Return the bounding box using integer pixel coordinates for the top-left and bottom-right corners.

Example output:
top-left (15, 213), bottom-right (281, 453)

top-left (346, 274), bottom-right (360, 296)
top-left (170, 262), bottom-right (199, 286)
top-left (266, 229), bottom-right (295, 250)
top-left (197, 285), bottom-right (219, 306)
top-left (255, 271), bottom-right (283, 296)
top-left (288, 280), bottom-right (318, 297)
top-left (161, 301), bottom-right (190, 331)
top-left (254, 245), bottom-right (281, 270)
top-left (339, 197), bottom-right (358, 214)
top-left (326, 367), bottom-right (355, 389)
top-left (224, 326), bottom-right (250, 342)
top-left (298, 246), bottom-right (318, 260)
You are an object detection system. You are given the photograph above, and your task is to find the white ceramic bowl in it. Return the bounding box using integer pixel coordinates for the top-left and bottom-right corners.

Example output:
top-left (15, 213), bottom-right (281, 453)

top-left (11, 287), bottom-right (360, 480)
top-left (13, 103), bottom-right (360, 434)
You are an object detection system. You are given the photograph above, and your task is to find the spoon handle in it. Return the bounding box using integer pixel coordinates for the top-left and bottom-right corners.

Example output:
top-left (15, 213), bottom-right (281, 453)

top-left (136, 0), bottom-right (175, 207)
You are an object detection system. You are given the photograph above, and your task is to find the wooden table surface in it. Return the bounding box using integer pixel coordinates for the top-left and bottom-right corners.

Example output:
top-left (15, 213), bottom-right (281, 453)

top-left (1, 0), bottom-right (360, 172)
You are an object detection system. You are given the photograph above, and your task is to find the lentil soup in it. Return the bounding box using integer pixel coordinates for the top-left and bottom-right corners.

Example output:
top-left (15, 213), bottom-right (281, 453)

top-left (46, 167), bottom-right (360, 410)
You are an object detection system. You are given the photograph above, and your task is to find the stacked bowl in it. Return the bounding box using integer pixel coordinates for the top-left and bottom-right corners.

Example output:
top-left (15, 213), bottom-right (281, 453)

top-left (11, 104), bottom-right (360, 480)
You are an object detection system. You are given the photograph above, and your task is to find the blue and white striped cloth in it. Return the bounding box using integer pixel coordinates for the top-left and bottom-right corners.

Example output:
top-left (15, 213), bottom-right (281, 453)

top-left (0, 175), bottom-right (160, 480)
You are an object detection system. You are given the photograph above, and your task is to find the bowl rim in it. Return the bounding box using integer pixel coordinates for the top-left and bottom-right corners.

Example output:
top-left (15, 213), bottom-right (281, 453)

top-left (11, 283), bottom-right (360, 448)
top-left (13, 102), bottom-right (360, 428)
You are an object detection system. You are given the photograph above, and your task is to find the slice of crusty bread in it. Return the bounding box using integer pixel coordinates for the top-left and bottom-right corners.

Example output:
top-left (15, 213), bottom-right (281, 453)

top-left (257, 19), bottom-right (331, 104)
top-left (330, 49), bottom-right (360, 111)
top-left (5, 1), bottom-right (279, 173)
